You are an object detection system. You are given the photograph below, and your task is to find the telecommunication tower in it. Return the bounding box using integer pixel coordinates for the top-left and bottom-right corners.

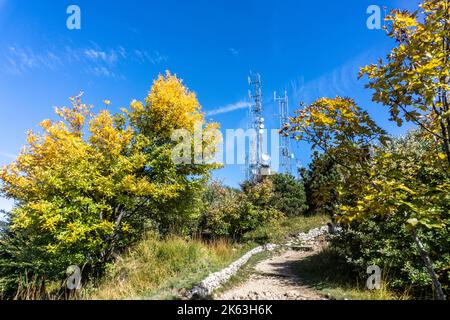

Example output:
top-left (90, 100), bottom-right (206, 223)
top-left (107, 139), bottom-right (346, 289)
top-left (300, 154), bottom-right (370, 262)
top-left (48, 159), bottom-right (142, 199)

top-left (247, 72), bottom-right (270, 182)
top-left (274, 90), bottom-right (293, 175)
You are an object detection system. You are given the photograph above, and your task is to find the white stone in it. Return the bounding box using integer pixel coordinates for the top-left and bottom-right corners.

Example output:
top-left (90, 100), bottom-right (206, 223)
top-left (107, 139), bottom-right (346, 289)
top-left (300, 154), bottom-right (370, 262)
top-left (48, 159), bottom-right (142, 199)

top-left (187, 226), bottom-right (328, 299)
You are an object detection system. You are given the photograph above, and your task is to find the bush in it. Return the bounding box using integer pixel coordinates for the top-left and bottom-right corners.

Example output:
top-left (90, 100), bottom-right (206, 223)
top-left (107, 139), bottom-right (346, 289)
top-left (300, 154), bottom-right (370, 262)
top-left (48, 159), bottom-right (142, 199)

top-left (199, 182), bottom-right (283, 240)
top-left (269, 174), bottom-right (308, 216)
top-left (300, 151), bottom-right (340, 217)
top-left (327, 132), bottom-right (450, 299)
top-left (330, 214), bottom-right (450, 298)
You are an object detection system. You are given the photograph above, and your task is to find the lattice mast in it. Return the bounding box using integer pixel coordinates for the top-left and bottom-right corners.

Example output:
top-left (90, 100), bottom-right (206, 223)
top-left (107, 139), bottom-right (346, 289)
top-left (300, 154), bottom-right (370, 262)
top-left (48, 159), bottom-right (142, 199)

top-left (274, 90), bottom-right (292, 175)
top-left (247, 72), bottom-right (265, 182)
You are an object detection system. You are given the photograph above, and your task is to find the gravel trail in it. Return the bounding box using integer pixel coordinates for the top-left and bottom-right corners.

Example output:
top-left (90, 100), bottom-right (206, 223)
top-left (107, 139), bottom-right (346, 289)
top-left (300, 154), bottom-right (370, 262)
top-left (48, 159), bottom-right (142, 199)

top-left (217, 235), bottom-right (328, 300)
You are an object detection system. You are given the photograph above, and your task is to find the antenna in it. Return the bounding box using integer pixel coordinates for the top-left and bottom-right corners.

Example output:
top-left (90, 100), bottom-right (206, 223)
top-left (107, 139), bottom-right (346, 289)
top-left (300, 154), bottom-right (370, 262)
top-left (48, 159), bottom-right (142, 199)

top-left (247, 71), bottom-right (267, 183)
top-left (275, 89), bottom-right (293, 175)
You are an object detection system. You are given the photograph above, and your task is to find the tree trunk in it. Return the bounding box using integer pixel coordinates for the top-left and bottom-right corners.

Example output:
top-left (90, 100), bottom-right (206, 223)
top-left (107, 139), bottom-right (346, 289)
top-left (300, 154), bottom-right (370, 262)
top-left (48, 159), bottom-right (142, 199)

top-left (412, 228), bottom-right (446, 300)
top-left (100, 208), bottom-right (127, 263)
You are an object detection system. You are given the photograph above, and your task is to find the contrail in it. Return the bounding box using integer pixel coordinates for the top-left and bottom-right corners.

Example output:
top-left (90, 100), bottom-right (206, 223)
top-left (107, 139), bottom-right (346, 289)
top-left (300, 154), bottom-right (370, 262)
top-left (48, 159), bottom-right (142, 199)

top-left (207, 100), bottom-right (250, 116)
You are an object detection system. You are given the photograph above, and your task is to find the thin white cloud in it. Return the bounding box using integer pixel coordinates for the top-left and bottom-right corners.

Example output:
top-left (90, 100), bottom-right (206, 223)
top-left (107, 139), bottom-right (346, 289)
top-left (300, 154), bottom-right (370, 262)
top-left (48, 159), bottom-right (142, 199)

top-left (88, 66), bottom-right (116, 78)
top-left (134, 49), bottom-right (167, 65)
top-left (84, 49), bottom-right (118, 65)
top-left (0, 152), bottom-right (17, 160)
top-left (290, 52), bottom-right (372, 104)
top-left (117, 46), bottom-right (127, 59)
top-left (2, 44), bottom-right (168, 77)
top-left (229, 48), bottom-right (239, 57)
top-left (207, 100), bottom-right (251, 116)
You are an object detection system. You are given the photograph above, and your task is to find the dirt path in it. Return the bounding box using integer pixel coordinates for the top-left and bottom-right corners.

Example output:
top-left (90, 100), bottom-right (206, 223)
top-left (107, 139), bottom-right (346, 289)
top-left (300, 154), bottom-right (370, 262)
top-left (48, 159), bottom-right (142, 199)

top-left (217, 237), bottom-right (328, 300)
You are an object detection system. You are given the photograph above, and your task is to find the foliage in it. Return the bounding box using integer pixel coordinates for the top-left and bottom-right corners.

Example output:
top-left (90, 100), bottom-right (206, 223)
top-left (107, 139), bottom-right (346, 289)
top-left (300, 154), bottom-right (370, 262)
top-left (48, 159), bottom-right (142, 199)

top-left (0, 72), bottom-right (220, 298)
top-left (88, 232), bottom-right (244, 300)
top-left (300, 152), bottom-right (340, 216)
top-left (331, 214), bottom-right (450, 299)
top-left (360, 0), bottom-right (450, 166)
top-left (333, 132), bottom-right (450, 298)
top-left (268, 173), bottom-right (308, 216)
top-left (125, 71), bottom-right (221, 235)
top-left (283, 97), bottom-right (387, 166)
top-left (199, 181), bottom-right (283, 240)
top-left (337, 131), bottom-right (449, 228)
top-left (284, 97), bottom-right (388, 219)
top-left (286, 95), bottom-right (449, 299)
top-left (0, 96), bottom-right (163, 289)
top-left (357, 0), bottom-right (450, 299)
top-left (199, 182), bottom-right (243, 238)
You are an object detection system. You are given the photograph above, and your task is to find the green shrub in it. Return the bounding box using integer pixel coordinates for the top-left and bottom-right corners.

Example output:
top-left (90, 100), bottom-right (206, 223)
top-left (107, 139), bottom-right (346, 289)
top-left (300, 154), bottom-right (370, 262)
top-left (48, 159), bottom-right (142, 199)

top-left (300, 151), bottom-right (340, 217)
top-left (269, 173), bottom-right (308, 216)
top-left (330, 213), bottom-right (450, 299)
top-left (199, 182), bottom-right (283, 240)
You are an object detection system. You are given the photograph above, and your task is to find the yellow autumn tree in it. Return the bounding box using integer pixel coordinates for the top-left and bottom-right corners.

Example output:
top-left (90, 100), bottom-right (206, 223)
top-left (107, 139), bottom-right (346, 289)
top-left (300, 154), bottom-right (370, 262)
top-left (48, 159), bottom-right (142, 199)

top-left (360, 0), bottom-right (450, 167)
top-left (0, 72), bottom-right (221, 295)
top-left (0, 94), bottom-right (174, 273)
top-left (282, 96), bottom-right (387, 226)
top-left (124, 71), bottom-right (221, 234)
top-left (357, 0), bottom-right (450, 299)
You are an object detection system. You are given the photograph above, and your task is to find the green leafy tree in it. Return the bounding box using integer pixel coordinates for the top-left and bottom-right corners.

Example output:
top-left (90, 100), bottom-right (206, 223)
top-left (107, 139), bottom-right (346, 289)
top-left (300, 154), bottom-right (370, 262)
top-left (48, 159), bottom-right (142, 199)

top-left (360, 0), bottom-right (450, 166)
top-left (269, 173), bottom-right (308, 216)
top-left (338, 131), bottom-right (449, 299)
top-left (300, 152), bottom-right (340, 217)
top-left (359, 0), bottom-right (450, 299)
top-left (0, 72), bottom-right (220, 297)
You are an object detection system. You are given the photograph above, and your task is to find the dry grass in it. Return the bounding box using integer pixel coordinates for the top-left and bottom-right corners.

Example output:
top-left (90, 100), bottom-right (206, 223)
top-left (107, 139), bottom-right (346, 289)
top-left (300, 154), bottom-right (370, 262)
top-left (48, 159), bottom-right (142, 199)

top-left (243, 214), bottom-right (330, 244)
top-left (86, 233), bottom-right (246, 300)
top-left (87, 215), bottom-right (331, 300)
top-left (292, 247), bottom-right (407, 300)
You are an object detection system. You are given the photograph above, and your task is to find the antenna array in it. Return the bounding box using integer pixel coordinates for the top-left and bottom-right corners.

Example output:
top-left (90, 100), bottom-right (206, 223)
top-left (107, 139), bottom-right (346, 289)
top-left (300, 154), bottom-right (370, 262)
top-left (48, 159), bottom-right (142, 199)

top-left (247, 72), bottom-right (269, 182)
top-left (274, 90), bottom-right (293, 175)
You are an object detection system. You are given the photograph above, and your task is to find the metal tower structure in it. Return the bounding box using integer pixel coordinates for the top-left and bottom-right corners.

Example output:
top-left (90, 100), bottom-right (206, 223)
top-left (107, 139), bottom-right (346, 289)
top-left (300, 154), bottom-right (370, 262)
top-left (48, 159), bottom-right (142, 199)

top-left (274, 90), bottom-right (293, 175)
top-left (247, 72), bottom-right (269, 182)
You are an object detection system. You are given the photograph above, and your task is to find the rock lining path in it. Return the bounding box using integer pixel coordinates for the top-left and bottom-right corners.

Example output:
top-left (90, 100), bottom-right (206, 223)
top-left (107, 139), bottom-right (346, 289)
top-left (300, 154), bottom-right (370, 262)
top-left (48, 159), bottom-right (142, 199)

top-left (217, 234), bottom-right (328, 300)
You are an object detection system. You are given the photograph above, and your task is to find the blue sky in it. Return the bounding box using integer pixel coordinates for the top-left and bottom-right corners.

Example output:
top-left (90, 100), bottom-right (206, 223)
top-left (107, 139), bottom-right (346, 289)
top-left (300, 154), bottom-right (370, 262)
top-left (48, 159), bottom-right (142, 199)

top-left (0, 0), bottom-right (419, 213)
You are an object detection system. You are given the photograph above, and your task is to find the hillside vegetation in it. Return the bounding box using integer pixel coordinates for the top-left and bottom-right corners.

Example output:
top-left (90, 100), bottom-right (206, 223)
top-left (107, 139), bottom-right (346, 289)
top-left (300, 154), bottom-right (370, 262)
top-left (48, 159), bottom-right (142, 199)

top-left (1, 0), bottom-right (449, 300)
top-left (88, 214), bottom-right (328, 300)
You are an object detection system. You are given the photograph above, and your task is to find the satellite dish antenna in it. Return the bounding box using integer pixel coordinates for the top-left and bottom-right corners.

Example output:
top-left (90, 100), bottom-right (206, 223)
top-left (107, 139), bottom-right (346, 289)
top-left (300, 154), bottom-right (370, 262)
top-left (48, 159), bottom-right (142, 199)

top-left (261, 117), bottom-right (265, 122)
top-left (260, 124), bottom-right (265, 129)
top-left (262, 153), bottom-right (270, 162)
top-left (259, 129), bottom-right (264, 134)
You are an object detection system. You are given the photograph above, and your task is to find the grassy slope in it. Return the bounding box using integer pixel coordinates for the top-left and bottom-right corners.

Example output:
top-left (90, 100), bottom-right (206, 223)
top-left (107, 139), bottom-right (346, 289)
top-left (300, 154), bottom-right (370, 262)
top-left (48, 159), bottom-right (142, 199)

top-left (87, 215), bottom-right (329, 300)
top-left (291, 247), bottom-right (406, 300)
top-left (243, 214), bottom-right (330, 245)
top-left (87, 214), bottom-right (401, 300)
top-left (86, 234), bottom-right (251, 300)
top-left (216, 215), bottom-right (402, 300)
